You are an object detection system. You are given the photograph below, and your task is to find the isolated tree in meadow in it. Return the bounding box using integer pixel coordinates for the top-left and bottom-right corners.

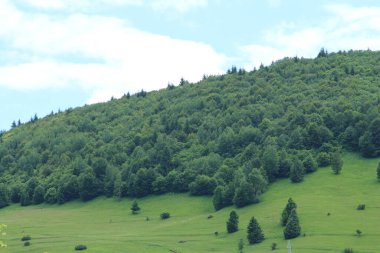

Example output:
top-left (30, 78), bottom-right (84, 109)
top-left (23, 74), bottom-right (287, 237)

top-left (281, 198), bottom-right (297, 226)
top-left (331, 151), bottom-right (343, 174)
top-left (284, 209), bottom-right (301, 239)
top-left (131, 200), bottom-right (140, 214)
top-left (247, 217), bottom-right (264, 244)
top-left (226, 210), bottom-right (239, 233)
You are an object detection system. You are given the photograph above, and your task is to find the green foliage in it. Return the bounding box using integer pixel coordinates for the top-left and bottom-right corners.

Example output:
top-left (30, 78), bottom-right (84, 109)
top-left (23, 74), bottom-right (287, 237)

top-left (290, 159), bottom-right (305, 183)
top-left (343, 248), bottom-right (354, 253)
top-left (1, 50), bottom-right (380, 206)
top-left (21, 235), bottom-right (31, 241)
top-left (160, 212), bottom-right (170, 219)
top-left (377, 162), bottom-right (380, 181)
top-left (226, 210), bottom-right (239, 233)
top-left (247, 216), bottom-right (264, 244)
top-left (0, 184), bottom-right (10, 208)
top-left (189, 175), bottom-right (216, 196)
top-left (283, 209), bottom-right (301, 239)
top-left (131, 200), bottom-right (140, 214)
top-left (281, 198), bottom-right (297, 226)
top-left (32, 185), bottom-right (45, 204)
top-left (331, 152), bottom-right (343, 175)
top-left (356, 204), bottom-right (365, 210)
top-left (75, 244), bottom-right (87, 250)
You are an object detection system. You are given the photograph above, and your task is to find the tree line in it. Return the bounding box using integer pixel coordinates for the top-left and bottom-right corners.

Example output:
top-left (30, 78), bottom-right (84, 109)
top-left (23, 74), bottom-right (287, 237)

top-left (0, 50), bottom-right (379, 208)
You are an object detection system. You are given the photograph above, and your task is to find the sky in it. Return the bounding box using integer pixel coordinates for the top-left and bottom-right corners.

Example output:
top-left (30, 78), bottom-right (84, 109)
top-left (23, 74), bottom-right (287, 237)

top-left (1, 0), bottom-right (380, 130)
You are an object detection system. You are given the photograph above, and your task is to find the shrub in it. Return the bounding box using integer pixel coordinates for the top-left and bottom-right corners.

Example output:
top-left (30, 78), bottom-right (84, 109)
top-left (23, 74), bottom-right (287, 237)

top-left (75, 244), bottom-right (87, 251)
top-left (160, 212), bottom-right (170, 219)
top-left (21, 235), bottom-right (31, 241)
top-left (343, 248), bottom-right (354, 253)
top-left (24, 241), bottom-right (31, 246)
top-left (271, 242), bottom-right (277, 250)
top-left (357, 204), bottom-right (365, 210)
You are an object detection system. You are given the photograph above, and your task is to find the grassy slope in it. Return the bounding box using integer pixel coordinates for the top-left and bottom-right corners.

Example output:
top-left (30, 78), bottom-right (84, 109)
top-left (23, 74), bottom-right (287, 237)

top-left (0, 153), bottom-right (379, 253)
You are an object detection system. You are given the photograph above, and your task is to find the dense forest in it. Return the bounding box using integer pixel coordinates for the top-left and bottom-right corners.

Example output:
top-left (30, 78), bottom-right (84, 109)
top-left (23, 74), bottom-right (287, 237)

top-left (0, 49), bottom-right (380, 209)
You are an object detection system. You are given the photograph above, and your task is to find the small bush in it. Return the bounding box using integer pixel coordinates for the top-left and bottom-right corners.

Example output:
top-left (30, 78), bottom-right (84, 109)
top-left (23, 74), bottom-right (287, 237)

top-left (21, 235), bottom-right (31, 241)
top-left (343, 248), bottom-right (354, 253)
top-left (357, 204), bottom-right (365, 210)
top-left (75, 244), bottom-right (87, 251)
top-left (356, 229), bottom-right (362, 236)
top-left (24, 241), bottom-right (31, 246)
top-left (160, 212), bottom-right (170, 219)
top-left (271, 242), bottom-right (277, 250)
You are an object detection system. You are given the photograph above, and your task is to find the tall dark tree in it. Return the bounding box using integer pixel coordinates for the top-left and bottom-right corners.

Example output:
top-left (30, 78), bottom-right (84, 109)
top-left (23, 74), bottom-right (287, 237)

top-left (281, 198), bottom-right (297, 226)
top-left (331, 151), bottom-right (343, 175)
top-left (377, 161), bottom-right (380, 181)
top-left (247, 216), bottom-right (264, 244)
top-left (303, 154), bottom-right (318, 173)
top-left (283, 209), bottom-right (301, 239)
top-left (226, 210), bottom-right (239, 233)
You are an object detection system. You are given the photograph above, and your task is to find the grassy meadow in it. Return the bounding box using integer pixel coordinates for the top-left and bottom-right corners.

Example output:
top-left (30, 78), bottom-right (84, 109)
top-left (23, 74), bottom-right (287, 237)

top-left (0, 153), bottom-right (379, 253)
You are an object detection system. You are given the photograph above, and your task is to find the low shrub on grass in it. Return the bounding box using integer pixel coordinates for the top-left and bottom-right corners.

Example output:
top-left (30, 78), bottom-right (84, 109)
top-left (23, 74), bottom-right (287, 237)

top-left (75, 244), bottom-right (87, 251)
top-left (21, 235), bottom-right (31, 241)
top-left (23, 241), bottom-right (31, 246)
top-left (271, 242), bottom-right (277, 250)
top-left (357, 204), bottom-right (365, 210)
top-left (343, 248), bottom-right (354, 253)
top-left (160, 212), bottom-right (170, 219)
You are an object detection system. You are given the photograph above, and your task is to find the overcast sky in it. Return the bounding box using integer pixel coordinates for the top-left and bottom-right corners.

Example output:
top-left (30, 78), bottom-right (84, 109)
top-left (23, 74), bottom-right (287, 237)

top-left (1, 0), bottom-right (380, 130)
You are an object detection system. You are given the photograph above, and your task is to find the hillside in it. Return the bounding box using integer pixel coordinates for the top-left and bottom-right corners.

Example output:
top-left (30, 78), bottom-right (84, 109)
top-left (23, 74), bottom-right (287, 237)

top-left (1, 50), bottom-right (380, 208)
top-left (0, 153), bottom-right (378, 253)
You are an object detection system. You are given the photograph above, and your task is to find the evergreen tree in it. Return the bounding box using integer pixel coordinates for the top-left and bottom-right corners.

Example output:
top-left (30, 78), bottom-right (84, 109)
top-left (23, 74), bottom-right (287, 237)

top-left (331, 151), bottom-right (343, 174)
top-left (377, 161), bottom-right (380, 181)
top-left (289, 159), bottom-right (305, 183)
top-left (226, 210), bottom-right (239, 233)
top-left (284, 209), bottom-right (301, 239)
top-left (281, 198), bottom-right (297, 226)
top-left (247, 216), bottom-right (264, 244)
top-left (131, 200), bottom-right (140, 214)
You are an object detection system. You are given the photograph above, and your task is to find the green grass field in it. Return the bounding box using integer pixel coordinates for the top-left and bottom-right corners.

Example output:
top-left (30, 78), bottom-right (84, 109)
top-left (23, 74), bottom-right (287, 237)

top-left (0, 153), bottom-right (379, 253)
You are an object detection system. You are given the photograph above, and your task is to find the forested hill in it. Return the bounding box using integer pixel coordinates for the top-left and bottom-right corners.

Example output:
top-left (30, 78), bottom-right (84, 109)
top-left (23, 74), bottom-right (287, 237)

top-left (1, 50), bottom-right (380, 209)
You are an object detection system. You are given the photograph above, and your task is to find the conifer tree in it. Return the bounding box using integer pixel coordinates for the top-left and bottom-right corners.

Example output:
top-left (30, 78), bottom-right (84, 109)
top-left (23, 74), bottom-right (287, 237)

top-left (284, 209), bottom-right (301, 239)
top-left (281, 198), bottom-right (297, 226)
top-left (247, 217), bottom-right (264, 244)
top-left (226, 210), bottom-right (239, 233)
top-left (377, 162), bottom-right (380, 181)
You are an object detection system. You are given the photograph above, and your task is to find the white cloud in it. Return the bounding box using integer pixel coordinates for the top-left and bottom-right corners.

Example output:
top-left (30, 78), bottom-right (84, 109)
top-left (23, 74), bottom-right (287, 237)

top-left (242, 4), bottom-right (380, 69)
top-left (0, 1), bottom-right (226, 104)
top-left (150, 0), bottom-right (208, 12)
top-left (18, 0), bottom-right (143, 10)
top-left (18, 0), bottom-right (207, 12)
